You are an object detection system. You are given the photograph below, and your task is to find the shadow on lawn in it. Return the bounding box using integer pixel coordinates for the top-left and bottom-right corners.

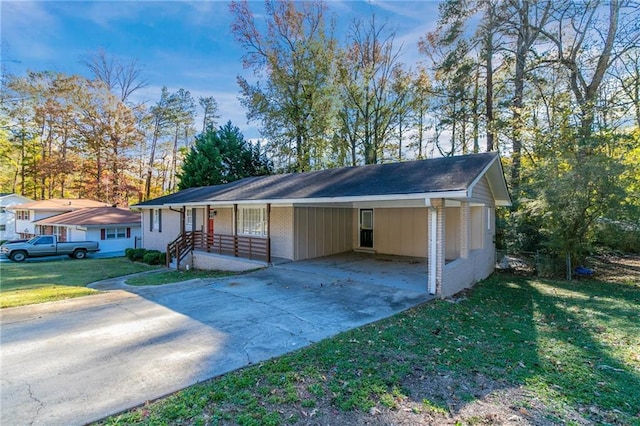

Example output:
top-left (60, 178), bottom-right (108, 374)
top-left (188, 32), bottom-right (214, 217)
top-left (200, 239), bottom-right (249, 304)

top-left (393, 274), bottom-right (640, 424)
top-left (524, 278), bottom-right (640, 421)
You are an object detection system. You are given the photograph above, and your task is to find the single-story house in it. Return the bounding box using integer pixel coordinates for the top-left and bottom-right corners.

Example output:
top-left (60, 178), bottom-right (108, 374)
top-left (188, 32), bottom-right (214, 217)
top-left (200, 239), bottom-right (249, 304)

top-left (0, 193), bottom-right (33, 241)
top-left (33, 207), bottom-right (142, 253)
top-left (9, 198), bottom-right (108, 239)
top-left (135, 152), bottom-right (511, 297)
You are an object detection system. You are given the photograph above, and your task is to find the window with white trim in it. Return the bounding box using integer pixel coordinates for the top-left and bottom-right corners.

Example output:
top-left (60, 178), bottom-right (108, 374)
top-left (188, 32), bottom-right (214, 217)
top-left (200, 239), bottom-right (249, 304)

top-left (16, 210), bottom-right (30, 220)
top-left (186, 209), bottom-right (193, 227)
top-left (106, 227), bottom-right (127, 239)
top-left (0, 224), bottom-right (6, 231)
top-left (52, 226), bottom-right (64, 239)
top-left (238, 207), bottom-right (266, 236)
top-left (153, 209), bottom-right (160, 231)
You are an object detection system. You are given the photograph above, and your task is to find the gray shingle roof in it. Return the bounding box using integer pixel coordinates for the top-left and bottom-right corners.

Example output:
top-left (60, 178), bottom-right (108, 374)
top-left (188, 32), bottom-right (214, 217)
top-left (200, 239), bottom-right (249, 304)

top-left (136, 152), bottom-right (501, 206)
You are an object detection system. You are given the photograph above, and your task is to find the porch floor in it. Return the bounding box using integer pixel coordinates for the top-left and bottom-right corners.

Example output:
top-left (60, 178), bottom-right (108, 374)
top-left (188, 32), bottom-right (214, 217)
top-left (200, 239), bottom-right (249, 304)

top-left (275, 251), bottom-right (429, 293)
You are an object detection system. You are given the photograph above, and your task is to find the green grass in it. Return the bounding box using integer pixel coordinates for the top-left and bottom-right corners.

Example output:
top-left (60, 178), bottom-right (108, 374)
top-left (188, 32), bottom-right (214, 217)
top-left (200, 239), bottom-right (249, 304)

top-left (102, 274), bottom-right (640, 425)
top-left (125, 269), bottom-right (237, 286)
top-left (0, 258), bottom-right (160, 308)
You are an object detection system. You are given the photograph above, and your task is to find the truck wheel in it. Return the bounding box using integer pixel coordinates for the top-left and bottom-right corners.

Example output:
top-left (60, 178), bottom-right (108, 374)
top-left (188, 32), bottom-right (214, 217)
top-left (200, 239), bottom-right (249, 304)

top-left (73, 249), bottom-right (87, 259)
top-left (10, 251), bottom-right (27, 262)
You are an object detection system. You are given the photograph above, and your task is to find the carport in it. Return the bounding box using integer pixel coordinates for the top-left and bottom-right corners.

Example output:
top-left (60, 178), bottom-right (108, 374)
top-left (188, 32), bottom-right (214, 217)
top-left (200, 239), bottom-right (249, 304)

top-left (275, 252), bottom-right (428, 293)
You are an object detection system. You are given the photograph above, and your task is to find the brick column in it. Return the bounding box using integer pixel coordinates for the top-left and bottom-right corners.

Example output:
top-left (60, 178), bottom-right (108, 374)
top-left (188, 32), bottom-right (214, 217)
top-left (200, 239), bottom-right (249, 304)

top-left (428, 198), bottom-right (445, 297)
top-left (460, 201), bottom-right (470, 259)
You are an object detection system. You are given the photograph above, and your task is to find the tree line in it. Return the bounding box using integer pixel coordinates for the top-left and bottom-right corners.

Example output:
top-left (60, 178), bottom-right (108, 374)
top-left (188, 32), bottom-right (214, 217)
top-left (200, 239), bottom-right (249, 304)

top-left (0, 50), bottom-right (225, 205)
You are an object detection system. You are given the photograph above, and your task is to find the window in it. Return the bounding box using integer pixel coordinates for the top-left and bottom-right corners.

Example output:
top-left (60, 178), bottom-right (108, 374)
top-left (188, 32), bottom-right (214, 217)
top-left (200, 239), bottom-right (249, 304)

top-left (52, 226), bottom-right (65, 241)
top-left (36, 236), bottom-right (54, 245)
top-left (0, 224), bottom-right (5, 231)
top-left (16, 210), bottom-right (30, 220)
top-left (238, 207), bottom-right (266, 236)
top-left (186, 209), bottom-right (193, 227)
top-left (106, 227), bottom-right (127, 239)
top-left (0, 207), bottom-right (6, 213)
top-left (152, 209), bottom-right (161, 232)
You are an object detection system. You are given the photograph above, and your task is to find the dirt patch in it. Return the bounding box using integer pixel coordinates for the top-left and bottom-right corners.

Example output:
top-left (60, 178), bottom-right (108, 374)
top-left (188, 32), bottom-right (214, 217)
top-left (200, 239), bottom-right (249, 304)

top-left (283, 372), bottom-right (587, 426)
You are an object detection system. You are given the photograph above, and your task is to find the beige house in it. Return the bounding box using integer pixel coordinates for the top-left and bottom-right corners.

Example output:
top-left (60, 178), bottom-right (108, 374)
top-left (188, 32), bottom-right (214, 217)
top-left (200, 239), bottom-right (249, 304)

top-left (136, 152), bottom-right (511, 297)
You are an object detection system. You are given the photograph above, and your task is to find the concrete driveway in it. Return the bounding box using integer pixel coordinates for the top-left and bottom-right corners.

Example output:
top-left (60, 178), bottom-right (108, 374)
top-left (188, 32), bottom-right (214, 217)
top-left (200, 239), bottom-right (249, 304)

top-left (0, 264), bottom-right (431, 425)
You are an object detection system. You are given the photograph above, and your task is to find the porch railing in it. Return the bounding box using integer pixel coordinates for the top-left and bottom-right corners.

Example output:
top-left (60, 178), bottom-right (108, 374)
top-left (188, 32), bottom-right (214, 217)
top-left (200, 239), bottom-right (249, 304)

top-left (166, 231), bottom-right (270, 268)
top-left (166, 231), bottom-right (198, 268)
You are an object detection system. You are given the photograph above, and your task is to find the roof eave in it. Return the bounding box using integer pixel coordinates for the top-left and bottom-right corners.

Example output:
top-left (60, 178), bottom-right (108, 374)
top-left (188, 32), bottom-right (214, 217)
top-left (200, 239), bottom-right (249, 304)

top-left (154, 191), bottom-right (470, 207)
top-left (467, 153), bottom-right (512, 207)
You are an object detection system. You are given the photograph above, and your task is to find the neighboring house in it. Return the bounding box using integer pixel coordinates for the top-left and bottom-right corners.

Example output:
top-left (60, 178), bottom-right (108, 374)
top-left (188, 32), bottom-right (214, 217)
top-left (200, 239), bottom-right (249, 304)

top-left (135, 152), bottom-right (511, 297)
top-left (33, 207), bottom-right (142, 253)
top-left (0, 193), bottom-right (34, 241)
top-left (9, 198), bottom-right (107, 239)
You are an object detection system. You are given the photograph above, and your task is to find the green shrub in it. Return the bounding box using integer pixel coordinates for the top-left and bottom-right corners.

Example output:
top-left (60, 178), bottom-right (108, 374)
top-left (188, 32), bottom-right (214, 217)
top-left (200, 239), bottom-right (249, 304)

top-left (125, 248), bottom-right (135, 260)
top-left (142, 250), bottom-right (165, 265)
top-left (126, 248), bottom-right (147, 262)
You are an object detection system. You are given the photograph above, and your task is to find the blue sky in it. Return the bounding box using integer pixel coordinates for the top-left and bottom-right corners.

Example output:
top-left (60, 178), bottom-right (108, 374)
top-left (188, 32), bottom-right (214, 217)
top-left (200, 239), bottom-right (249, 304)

top-left (1, 1), bottom-right (441, 139)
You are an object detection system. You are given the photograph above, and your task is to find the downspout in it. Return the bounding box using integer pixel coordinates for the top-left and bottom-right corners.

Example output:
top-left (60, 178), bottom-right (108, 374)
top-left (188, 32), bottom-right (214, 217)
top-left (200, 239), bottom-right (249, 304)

top-left (168, 206), bottom-right (185, 235)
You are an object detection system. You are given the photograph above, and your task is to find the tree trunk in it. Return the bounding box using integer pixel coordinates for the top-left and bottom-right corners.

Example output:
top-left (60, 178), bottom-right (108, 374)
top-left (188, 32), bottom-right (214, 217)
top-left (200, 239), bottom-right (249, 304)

top-left (485, 29), bottom-right (494, 152)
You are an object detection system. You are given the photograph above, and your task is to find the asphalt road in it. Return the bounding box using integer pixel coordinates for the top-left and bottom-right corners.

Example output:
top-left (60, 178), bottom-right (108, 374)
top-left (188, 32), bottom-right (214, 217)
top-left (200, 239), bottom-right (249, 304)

top-left (0, 266), bottom-right (430, 425)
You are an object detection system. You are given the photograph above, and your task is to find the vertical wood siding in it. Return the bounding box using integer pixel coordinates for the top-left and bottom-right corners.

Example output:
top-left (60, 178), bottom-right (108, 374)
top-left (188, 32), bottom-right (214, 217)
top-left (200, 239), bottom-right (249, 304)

top-left (294, 207), bottom-right (353, 260)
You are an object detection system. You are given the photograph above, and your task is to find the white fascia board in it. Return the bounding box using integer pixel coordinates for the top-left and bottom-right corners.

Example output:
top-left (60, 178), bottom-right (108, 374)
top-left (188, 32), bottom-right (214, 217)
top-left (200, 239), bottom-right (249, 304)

top-left (467, 154), bottom-right (512, 206)
top-left (134, 205), bottom-right (160, 209)
top-left (467, 154), bottom-right (498, 198)
top-left (164, 191), bottom-right (469, 208)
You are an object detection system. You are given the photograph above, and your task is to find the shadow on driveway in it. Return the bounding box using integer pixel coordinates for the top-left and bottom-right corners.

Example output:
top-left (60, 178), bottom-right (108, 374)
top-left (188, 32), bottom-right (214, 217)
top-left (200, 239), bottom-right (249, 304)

top-left (0, 265), bottom-right (431, 425)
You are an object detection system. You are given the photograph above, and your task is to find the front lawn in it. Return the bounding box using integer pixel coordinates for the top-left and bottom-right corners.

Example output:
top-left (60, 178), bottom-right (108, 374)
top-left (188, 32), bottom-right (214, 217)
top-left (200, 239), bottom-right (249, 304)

top-left (102, 260), bottom-right (640, 425)
top-left (0, 258), bottom-right (161, 308)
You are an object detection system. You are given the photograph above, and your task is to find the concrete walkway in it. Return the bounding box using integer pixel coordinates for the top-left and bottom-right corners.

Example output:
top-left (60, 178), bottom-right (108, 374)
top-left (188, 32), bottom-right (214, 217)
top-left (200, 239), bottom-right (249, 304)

top-left (0, 266), bottom-right (431, 425)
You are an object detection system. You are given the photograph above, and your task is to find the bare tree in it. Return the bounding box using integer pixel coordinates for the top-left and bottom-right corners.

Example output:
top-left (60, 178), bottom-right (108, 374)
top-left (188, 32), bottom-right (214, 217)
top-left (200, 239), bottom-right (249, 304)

top-left (81, 48), bottom-right (148, 103)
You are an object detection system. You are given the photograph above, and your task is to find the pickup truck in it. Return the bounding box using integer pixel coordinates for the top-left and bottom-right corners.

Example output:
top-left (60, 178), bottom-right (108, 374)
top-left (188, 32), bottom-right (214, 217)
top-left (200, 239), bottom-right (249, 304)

top-left (1, 235), bottom-right (100, 262)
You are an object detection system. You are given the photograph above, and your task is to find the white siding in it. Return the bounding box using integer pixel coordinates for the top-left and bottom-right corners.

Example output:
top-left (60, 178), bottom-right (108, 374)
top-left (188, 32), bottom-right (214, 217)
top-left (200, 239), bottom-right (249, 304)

top-left (92, 226), bottom-right (142, 253)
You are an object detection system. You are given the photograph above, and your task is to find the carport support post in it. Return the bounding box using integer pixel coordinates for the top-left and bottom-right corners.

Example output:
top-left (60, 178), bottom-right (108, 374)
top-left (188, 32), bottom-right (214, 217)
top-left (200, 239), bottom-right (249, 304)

top-left (266, 203), bottom-right (271, 263)
top-left (428, 199), bottom-right (445, 297)
top-left (205, 205), bottom-right (211, 252)
top-left (460, 201), bottom-right (470, 259)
